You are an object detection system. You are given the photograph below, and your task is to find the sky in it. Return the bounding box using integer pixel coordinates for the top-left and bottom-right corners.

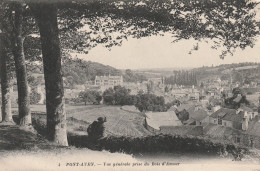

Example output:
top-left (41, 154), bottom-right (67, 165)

top-left (71, 5), bottom-right (260, 70)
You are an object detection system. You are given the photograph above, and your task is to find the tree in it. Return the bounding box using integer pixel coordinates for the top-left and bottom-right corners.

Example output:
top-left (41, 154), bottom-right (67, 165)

top-left (79, 90), bottom-right (102, 105)
top-left (135, 93), bottom-right (166, 112)
top-left (102, 86), bottom-right (132, 106)
top-left (0, 2), bottom-right (37, 127)
top-left (123, 69), bottom-right (147, 83)
top-left (102, 88), bottom-right (115, 105)
top-left (8, 3), bottom-right (33, 127)
top-left (232, 87), bottom-right (244, 96)
top-left (225, 87), bottom-right (250, 109)
top-left (31, 4), bottom-right (68, 146)
top-left (176, 109), bottom-right (189, 123)
top-left (27, 75), bottom-right (42, 87)
top-left (113, 85), bottom-right (131, 105)
top-left (0, 34), bottom-right (14, 124)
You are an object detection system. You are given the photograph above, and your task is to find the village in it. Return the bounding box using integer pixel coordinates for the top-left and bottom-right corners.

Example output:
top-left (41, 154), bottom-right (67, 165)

top-left (11, 65), bottom-right (260, 150)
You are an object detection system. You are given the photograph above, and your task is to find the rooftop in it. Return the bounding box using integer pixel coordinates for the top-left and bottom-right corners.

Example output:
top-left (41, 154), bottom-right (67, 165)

top-left (245, 121), bottom-right (260, 136)
top-left (240, 106), bottom-right (254, 113)
top-left (176, 103), bottom-right (194, 112)
top-left (145, 111), bottom-right (182, 130)
top-left (203, 123), bottom-right (242, 137)
top-left (210, 108), bottom-right (245, 123)
top-left (188, 108), bottom-right (208, 121)
top-left (210, 108), bottom-right (236, 119)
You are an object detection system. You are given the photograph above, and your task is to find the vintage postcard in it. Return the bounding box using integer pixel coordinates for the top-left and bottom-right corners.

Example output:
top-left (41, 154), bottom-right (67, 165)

top-left (0, 0), bottom-right (260, 170)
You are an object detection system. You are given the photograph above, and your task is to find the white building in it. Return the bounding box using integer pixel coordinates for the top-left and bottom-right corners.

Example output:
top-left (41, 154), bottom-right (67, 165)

top-left (95, 75), bottom-right (123, 87)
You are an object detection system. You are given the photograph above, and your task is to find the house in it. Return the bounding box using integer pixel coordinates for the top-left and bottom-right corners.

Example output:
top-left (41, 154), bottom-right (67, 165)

top-left (168, 105), bottom-right (178, 113)
top-left (145, 111), bottom-right (182, 130)
top-left (243, 121), bottom-right (260, 148)
top-left (184, 108), bottom-right (209, 126)
top-left (209, 107), bottom-right (257, 131)
top-left (176, 103), bottom-right (194, 112)
top-left (209, 108), bottom-right (242, 129)
top-left (239, 105), bottom-right (257, 120)
top-left (95, 75), bottom-right (123, 87)
top-left (203, 123), bottom-right (242, 141)
top-left (171, 89), bottom-right (188, 98)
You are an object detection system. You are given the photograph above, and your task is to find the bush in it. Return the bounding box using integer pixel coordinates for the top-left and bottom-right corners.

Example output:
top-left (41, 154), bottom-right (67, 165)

top-left (97, 134), bottom-right (249, 159)
top-left (67, 133), bottom-right (250, 160)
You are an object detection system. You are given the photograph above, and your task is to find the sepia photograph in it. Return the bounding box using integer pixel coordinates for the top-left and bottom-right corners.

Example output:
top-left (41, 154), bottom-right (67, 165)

top-left (1, 0), bottom-right (260, 170)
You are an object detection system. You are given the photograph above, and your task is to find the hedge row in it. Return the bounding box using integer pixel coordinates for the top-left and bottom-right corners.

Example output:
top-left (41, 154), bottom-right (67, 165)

top-left (68, 133), bottom-right (249, 159)
top-left (98, 134), bottom-right (247, 156)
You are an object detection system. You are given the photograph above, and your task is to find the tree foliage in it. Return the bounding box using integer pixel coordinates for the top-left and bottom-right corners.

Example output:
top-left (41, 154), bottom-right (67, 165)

top-left (57, 0), bottom-right (259, 58)
top-left (79, 90), bottom-right (102, 105)
top-left (123, 69), bottom-right (147, 83)
top-left (135, 93), bottom-right (167, 112)
top-left (224, 87), bottom-right (250, 109)
top-left (165, 70), bottom-right (197, 86)
top-left (62, 54), bottom-right (121, 86)
top-left (102, 85), bottom-right (134, 105)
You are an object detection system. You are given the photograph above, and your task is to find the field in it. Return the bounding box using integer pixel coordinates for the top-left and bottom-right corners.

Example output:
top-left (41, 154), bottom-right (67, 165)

top-left (18, 104), bottom-right (152, 137)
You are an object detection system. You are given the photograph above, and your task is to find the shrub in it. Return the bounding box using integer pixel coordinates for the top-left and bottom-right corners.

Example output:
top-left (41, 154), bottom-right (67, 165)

top-left (97, 134), bottom-right (249, 159)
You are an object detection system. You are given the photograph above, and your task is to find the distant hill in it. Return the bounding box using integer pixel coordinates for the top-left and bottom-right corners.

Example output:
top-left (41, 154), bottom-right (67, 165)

top-left (62, 57), bottom-right (122, 87)
top-left (26, 57), bottom-right (122, 88)
top-left (192, 62), bottom-right (260, 84)
top-left (27, 58), bottom-right (260, 88)
top-left (133, 62), bottom-right (260, 86)
top-left (27, 57), bottom-right (149, 88)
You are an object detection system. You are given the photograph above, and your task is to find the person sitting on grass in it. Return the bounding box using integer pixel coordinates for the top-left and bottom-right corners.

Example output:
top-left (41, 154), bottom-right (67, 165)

top-left (87, 117), bottom-right (106, 140)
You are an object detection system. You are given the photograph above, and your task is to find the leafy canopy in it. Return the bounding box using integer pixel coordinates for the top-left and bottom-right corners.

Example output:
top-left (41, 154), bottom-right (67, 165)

top-left (57, 0), bottom-right (259, 58)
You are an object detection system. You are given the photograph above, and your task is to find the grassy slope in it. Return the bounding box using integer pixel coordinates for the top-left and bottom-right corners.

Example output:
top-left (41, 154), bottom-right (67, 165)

top-left (68, 105), bottom-right (152, 137)
top-left (25, 104), bottom-right (151, 137)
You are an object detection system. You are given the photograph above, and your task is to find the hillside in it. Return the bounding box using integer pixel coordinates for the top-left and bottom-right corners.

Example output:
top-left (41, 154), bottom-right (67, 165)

top-left (27, 60), bottom-right (260, 88)
top-left (192, 62), bottom-right (260, 84)
top-left (27, 57), bottom-right (149, 87)
top-left (26, 57), bottom-right (122, 88)
top-left (62, 57), bottom-right (122, 86)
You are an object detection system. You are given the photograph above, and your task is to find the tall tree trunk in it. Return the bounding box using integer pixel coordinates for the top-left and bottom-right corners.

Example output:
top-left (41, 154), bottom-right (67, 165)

top-left (0, 35), bottom-right (13, 123)
top-left (32, 4), bottom-right (68, 146)
top-left (11, 4), bottom-right (31, 127)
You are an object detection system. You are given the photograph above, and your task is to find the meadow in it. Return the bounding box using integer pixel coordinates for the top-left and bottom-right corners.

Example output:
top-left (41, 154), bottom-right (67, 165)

top-left (19, 104), bottom-right (152, 137)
